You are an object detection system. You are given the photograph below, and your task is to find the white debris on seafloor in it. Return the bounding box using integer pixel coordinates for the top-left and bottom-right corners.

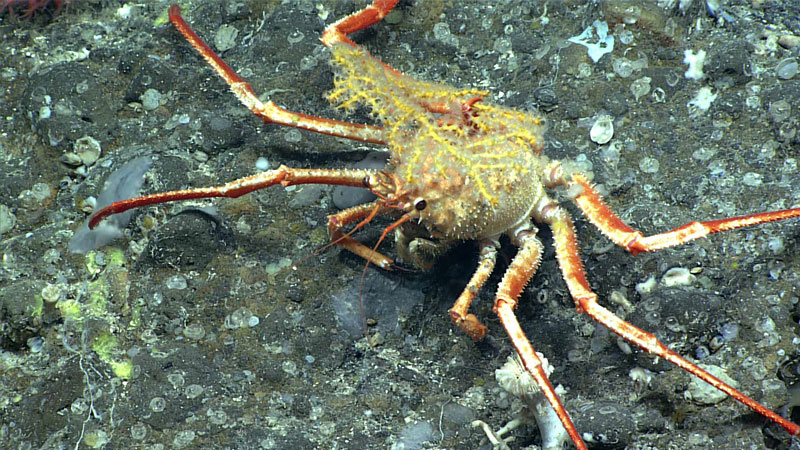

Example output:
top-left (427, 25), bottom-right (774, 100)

top-left (687, 86), bottom-right (717, 117)
top-left (660, 267), bottom-right (696, 287)
top-left (68, 157), bottom-right (152, 254)
top-left (683, 49), bottom-right (706, 80)
top-left (473, 354), bottom-right (571, 450)
top-left (589, 115), bottom-right (614, 145)
top-left (568, 20), bottom-right (615, 63)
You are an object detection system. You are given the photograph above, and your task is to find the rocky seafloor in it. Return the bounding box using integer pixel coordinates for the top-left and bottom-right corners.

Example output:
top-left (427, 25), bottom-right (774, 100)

top-left (1, 0), bottom-right (800, 448)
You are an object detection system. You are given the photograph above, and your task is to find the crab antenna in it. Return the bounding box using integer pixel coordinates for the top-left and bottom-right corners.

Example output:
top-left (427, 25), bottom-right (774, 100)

top-left (357, 212), bottom-right (413, 337)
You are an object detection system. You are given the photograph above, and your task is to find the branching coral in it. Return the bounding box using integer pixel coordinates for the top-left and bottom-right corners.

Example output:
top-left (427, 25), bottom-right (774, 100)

top-left (0, 0), bottom-right (71, 19)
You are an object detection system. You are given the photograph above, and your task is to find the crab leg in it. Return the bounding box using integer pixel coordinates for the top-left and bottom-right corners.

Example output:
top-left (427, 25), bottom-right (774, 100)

top-left (449, 238), bottom-right (498, 340)
top-left (89, 166), bottom-right (371, 229)
top-left (543, 205), bottom-right (800, 438)
top-left (492, 228), bottom-right (587, 450)
top-left (168, 5), bottom-right (386, 144)
top-left (564, 173), bottom-right (800, 255)
top-left (321, 0), bottom-right (401, 49)
top-left (327, 202), bottom-right (395, 269)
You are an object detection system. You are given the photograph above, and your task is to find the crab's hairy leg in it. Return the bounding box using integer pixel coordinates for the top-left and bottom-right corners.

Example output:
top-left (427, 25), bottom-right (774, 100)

top-left (563, 173), bottom-right (800, 255)
top-left (168, 5), bottom-right (386, 144)
top-left (328, 202), bottom-right (394, 270)
top-left (492, 229), bottom-right (588, 450)
top-left (449, 239), bottom-right (498, 341)
top-left (89, 166), bottom-right (372, 229)
top-left (320, 0), bottom-right (400, 49)
top-left (545, 206), bottom-right (800, 437)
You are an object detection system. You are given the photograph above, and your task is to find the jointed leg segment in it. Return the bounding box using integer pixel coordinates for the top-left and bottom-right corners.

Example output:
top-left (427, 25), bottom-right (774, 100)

top-left (321, 0), bottom-right (401, 49)
top-left (168, 5), bottom-right (387, 144)
top-left (90, 166), bottom-right (372, 229)
top-left (543, 204), bottom-right (800, 437)
top-left (490, 229), bottom-right (587, 449)
top-left (448, 238), bottom-right (498, 340)
top-left (566, 173), bottom-right (800, 255)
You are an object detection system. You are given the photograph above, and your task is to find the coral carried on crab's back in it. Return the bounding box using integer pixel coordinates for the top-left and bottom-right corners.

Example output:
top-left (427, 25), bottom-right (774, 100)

top-left (0, 0), bottom-right (72, 18)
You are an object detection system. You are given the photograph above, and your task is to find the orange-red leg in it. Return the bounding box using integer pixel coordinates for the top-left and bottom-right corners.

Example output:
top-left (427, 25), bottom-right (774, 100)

top-left (320, 0), bottom-right (401, 49)
top-left (492, 228), bottom-right (588, 450)
top-left (448, 238), bottom-right (498, 340)
top-left (89, 166), bottom-right (372, 229)
top-left (168, 5), bottom-right (386, 144)
top-left (564, 173), bottom-right (800, 255)
top-left (327, 202), bottom-right (394, 269)
top-left (543, 205), bottom-right (800, 438)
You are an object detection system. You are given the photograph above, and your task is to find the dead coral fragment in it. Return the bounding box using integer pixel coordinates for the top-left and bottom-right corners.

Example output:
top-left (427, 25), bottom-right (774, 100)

top-left (474, 354), bottom-right (570, 450)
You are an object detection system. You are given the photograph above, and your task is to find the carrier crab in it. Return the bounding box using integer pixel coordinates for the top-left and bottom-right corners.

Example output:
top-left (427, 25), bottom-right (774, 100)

top-left (87, 2), bottom-right (800, 448)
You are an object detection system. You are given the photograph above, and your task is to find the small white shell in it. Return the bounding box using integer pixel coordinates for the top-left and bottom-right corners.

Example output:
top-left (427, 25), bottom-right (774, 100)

top-left (660, 267), bottom-right (695, 287)
top-left (589, 115), bottom-right (614, 144)
top-left (74, 136), bottom-right (102, 166)
top-left (776, 57), bottom-right (798, 80)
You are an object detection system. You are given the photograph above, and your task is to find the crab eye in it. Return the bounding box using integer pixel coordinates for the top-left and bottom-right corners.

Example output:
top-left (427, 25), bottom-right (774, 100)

top-left (413, 198), bottom-right (427, 211)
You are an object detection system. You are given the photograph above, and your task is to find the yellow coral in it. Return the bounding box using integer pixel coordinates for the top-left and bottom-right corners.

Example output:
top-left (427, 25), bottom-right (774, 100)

top-left (328, 43), bottom-right (545, 205)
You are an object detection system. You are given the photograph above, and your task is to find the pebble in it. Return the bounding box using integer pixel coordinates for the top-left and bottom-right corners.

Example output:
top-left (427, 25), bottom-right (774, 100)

top-left (255, 157), bottom-right (270, 171)
top-left (684, 364), bottom-right (737, 405)
top-left (164, 113), bottom-right (190, 130)
top-left (173, 430), bottom-right (196, 448)
top-left (776, 57), bottom-right (798, 80)
top-left (182, 322), bottom-right (206, 340)
top-left (630, 76), bottom-right (651, 101)
top-left (214, 24), bottom-right (239, 52)
top-left (41, 283), bottom-right (65, 303)
top-left (74, 136), bottom-right (101, 166)
top-left (0, 204), bottom-right (16, 234)
top-left (284, 129), bottom-right (302, 143)
top-left (165, 275), bottom-right (188, 290)
top-left (742, 172), bottom-right (762, 186)
top-left (769, 99), bottom-right (792, 122)
top-left (612, 57), bottom-right (633, 78)
top-left (140, 88), bottom-right (161, 111)
top-left (589, 115), bottom-right (614, 144)
top-left (638, 156), bottom-right (660, 174)
top-left (660, 267), bottom-right (695, 287)
top-left (778, 34), bottom-right (800, 50)
top-left (225, 307), bottom-right (258, 329)
top-left (149, 396), bottom-right (166, 412)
